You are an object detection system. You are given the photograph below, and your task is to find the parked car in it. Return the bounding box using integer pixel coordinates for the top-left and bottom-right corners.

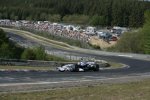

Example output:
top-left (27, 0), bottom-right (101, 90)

top-left (109, 36), bottom-right (118, 41)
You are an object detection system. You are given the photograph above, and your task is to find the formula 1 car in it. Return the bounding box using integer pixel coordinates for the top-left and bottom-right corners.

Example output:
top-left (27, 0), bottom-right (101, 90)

top-left (57, 61), bottom-right (99, 72)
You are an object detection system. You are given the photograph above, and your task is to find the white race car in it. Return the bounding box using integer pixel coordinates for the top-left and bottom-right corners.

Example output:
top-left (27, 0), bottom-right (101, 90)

top-left (57, 61), bottom-right (99, 72)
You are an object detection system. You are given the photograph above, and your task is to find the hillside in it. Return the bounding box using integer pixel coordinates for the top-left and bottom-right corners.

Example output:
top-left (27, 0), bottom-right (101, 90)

top-left (0, 28), bottom-right (66, 61)
top-left (0, 29), bottom-right (23, 59)
top-left (111, 10), bottom-right (150, 54)
top-left (0, 0), bottom-right (150, 27)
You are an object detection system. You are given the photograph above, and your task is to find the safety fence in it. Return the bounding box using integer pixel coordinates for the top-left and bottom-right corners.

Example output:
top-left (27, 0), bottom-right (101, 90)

top-left (0, 58), bottom-right (108, 68)
top-left (0, 58), bottom-right (74, 67)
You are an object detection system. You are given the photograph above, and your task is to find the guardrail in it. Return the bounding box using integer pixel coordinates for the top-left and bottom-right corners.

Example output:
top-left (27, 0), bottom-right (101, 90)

top-left (0, 58), bottom-right (109, 68)
top-left (0, 58), bottom-right (75, 67)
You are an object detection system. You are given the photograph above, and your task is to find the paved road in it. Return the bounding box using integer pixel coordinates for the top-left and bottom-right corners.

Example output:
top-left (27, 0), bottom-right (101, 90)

top-left (0, 55), bottom-right (150, 83)
top-left (0, 28), bottom-right (150, 92)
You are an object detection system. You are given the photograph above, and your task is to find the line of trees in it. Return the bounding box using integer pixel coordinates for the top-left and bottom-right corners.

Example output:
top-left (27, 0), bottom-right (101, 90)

top-left (141, 10), bottom-right (150, 54)
top-left (111, 10), bottom-right (150, 54)
top-left (21, 46), bottom-right (67, 61)
top-left (0, 0), bottom-right (149, 27)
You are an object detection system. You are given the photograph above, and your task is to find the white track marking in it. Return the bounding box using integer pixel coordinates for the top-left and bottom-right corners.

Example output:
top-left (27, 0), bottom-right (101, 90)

top-left (0, 80), bottom-right (91, 87)
top-left (118, 55), bottom-right (133, 58)
top-left (0, 74), bottom-right (150, 87)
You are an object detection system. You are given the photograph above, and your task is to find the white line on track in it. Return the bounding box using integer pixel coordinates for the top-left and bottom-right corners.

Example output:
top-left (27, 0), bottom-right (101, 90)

top-left (0, 74), bottom-right (150, 87)
top-left (0, 80), bottom-right (91, 87)
top-left (118, 55), bottom-right (133, 58)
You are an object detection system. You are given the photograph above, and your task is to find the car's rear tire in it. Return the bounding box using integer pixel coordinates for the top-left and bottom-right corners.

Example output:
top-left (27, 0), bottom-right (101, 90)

top-left (74, 64), bottom-right (79, 72)
top-left (93, 64), bottom-right (99, 71)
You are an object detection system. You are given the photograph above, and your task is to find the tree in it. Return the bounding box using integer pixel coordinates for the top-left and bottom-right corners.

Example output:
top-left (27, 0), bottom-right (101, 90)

top-left (115, 31), bottom-right (143, 53)
top-left (0, 43), bottom-right (13, 58)
top-left (0, 28), bottom-right (24, 59)
top-left (114, 10), bottom-right (150, 54)
top-left (0, 0), bottom-right (148, 27)
top-left (34, 46), bottom-right (47, 60)
top-left (40, 13), bottom-right (47, 21)
top-left (0, 29), bottom-right (8, 45)
top-left (21, 48), bottom-right (36, 60)
top-left (89, 15), bottom-right (105, 26)
top-left (142, 10), bottom-right (150, 54)
top-left (48, 14), bottom-right (61, 22)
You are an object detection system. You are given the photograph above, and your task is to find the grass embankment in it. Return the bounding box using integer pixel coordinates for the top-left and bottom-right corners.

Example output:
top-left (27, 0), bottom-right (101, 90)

top-left (2, 27), bottom-right (73, 49)
top-left (0, 61), bottom-right (123, 71)
top-left (109, 62), bottom-right (124, 69)
top-left (2, 27), bottom-right (90, 49)
top-left (0, 79), bottom-right (150, 100)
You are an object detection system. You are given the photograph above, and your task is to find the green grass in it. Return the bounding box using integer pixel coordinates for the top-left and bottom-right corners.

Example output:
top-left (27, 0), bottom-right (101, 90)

top-left (0, 61), bottom-right (123, 71)
top-left (109, 62), bottom-right (124, 69)
top-left (0, 79), bottom-right (150, 100)
top-left (0, 66), bottom-right (52, 71)
top-left (2, 27), bottom-right (91, 49)
top-left (3, 27), bottom-right (72, 49)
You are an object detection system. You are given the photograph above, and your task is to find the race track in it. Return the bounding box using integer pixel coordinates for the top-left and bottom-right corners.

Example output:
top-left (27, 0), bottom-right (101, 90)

top-left (0, 28), bottom-right (150, 92)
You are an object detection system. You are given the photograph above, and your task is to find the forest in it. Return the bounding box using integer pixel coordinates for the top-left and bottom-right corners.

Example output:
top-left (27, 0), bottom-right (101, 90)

top-left (111, 10), bottom-right (150, 54)
top-left (0, 0), bottom-right (150, 27)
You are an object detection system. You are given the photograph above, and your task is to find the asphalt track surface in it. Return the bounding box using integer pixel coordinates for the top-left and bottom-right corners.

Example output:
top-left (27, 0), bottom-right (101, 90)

top-left (0, 28), bottom-right (150, 91)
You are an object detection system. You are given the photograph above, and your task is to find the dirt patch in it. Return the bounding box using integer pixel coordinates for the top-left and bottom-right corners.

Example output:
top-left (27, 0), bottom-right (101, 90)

top-left (89, 36), bottom-right (117, 49)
